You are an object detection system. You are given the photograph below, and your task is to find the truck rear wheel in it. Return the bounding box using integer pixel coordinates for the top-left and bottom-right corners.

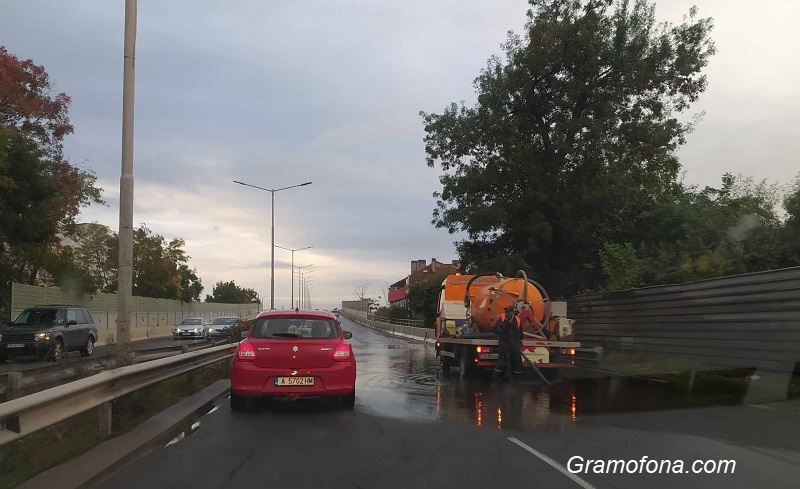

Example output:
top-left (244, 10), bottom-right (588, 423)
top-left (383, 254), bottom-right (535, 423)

top-left (441, 355), bottom-right (454, 376)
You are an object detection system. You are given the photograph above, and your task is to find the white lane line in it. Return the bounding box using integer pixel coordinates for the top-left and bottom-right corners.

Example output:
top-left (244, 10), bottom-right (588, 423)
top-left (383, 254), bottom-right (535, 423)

top-left (507, 437), bottom-right (597, 489)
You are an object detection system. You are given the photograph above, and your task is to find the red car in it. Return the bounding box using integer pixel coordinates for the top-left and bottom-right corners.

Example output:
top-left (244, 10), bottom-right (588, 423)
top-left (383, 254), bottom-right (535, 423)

top-left (229, 309), bottom-right (356, 411)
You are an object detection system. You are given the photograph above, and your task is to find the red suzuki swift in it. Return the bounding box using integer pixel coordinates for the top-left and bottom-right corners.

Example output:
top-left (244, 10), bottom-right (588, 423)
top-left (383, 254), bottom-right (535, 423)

top-left (229, 309), bottom-right (356, 411)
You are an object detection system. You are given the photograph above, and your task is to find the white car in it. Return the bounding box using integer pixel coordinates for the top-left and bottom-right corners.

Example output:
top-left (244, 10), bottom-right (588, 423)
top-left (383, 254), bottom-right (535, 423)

top-left (173, 318), bottom-right (206, 339)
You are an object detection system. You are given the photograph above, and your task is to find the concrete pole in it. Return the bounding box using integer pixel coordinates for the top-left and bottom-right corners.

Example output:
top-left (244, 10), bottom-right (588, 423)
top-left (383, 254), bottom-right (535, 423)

top-left (270, 191), bottom-right (275, 310)
top-left (290, 250), bottom-right (294, 309)
top-left (117, 0), bottom-right (137, 363)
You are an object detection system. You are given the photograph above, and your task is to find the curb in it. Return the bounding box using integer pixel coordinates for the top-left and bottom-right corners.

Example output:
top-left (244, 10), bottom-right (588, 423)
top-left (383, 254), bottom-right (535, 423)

top-left (18, 379), bottom-right (231, 489)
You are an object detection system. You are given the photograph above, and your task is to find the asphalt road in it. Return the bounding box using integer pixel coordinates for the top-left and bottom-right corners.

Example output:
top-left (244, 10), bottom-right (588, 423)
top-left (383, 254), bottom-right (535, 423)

top-left (95, 317), bottom-right (800, 489)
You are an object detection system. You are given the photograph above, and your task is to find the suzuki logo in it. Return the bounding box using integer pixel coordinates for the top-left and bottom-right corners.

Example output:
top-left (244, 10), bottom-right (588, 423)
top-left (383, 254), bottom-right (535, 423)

top-left (292, 345), bottom-right (299, 352)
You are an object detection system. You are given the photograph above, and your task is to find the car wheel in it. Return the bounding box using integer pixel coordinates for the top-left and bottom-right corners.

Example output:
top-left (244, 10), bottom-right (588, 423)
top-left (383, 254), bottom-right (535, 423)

top-left (230, 392), bottom-right (248, 412)
top-left (341, 389), bottom-right (356, 410)
top-left (50, 339), bottom-right (65, 362)
top-left (80, 336), bottom-right (95, 357)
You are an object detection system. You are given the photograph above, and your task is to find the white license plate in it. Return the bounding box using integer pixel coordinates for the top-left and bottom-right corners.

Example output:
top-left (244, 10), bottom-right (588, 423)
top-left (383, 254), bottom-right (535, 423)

top-left (6, 343), bottom-right (24, 348)
top-left (180, 332), bottom-right (192, 335)
top-left (478, 353), bottom-right (499, 360)
top-left (522, 347), bottom-right (550, 364)
top-left (274, 376), bottom-right (315, 387)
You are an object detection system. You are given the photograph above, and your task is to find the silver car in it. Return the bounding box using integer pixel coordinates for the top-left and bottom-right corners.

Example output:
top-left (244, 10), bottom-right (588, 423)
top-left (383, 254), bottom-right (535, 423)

top-left (173, 318), bottom-right (206, 339)
top-left (203, 316), bottom-right (238, 339)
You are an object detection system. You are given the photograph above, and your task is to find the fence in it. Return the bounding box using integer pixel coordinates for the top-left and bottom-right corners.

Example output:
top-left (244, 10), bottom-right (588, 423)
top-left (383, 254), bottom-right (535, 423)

top-left (568, 267), bottom-right (800, 374)
top-left (10, 283), bottom-right (261, 344)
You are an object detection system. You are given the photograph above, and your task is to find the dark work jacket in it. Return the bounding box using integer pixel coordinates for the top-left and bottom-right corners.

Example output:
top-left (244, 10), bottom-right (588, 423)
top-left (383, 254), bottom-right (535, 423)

top-left (494, 315), bottom-right (523, 353)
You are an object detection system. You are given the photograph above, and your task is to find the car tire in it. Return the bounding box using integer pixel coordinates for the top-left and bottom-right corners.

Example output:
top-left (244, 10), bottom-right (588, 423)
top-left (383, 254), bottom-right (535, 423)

top-left (80, 336), bottom-right (95, 357)
top-left (50, 339), bottom-right (65, 362)
top-left (341, 389), bottom-right (356, 410)
top-left (230, 392), bottom-right (248, 412)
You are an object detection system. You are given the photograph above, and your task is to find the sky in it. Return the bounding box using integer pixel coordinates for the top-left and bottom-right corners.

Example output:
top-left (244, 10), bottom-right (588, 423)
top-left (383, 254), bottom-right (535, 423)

top-left (1, 0), bottom-right (798, 310)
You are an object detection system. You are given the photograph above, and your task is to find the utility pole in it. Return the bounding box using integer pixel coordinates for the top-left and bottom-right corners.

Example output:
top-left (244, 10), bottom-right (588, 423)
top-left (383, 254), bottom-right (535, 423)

top-left (117, 0), bottom-right (137, 363)
top-left (276, 245), bottom-right (312, 310)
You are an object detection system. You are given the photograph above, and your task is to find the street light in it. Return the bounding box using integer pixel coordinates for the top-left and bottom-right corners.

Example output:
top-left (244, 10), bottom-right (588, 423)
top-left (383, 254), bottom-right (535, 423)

top-left (294, 264), bottom-right (313, 308)
top-left (298, 271), bottom-right (314, 309)
top-left (276, 245), bottom-right (312, 309)
top-left (233, 180), bottom-right (312, 309)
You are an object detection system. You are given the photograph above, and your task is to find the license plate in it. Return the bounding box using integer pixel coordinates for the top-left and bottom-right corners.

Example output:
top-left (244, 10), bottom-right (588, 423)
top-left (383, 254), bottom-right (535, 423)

top-left (478, 353), bottom-right (499, 360)
top-left (6, 343), bottom-right (24, 348)
top-left (180, 332), bottom-right (191, 336)
top-left (274, 376), bottom-right (315, 387)
top-left (522, 347), bottom-right (550, 364)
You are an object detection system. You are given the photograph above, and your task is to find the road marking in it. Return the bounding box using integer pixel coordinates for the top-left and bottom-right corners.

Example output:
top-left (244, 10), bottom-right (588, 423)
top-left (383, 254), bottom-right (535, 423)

top-left (507, 437), bottom-right (597, 489)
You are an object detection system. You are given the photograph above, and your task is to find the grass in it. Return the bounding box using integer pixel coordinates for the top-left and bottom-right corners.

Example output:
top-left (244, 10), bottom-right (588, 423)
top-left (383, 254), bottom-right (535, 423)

top-left (0, 359), bottom-right (229, 489)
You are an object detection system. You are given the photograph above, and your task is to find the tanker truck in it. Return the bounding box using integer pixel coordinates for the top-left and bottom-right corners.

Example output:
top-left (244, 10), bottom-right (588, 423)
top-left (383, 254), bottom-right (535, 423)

top-left (434, 270), bottom-right (580, 379)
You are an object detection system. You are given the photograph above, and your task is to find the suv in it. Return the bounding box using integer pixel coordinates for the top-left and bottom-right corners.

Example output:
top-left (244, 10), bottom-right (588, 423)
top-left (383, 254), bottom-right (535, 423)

top-left (0, 306), bottom-right (100, 361)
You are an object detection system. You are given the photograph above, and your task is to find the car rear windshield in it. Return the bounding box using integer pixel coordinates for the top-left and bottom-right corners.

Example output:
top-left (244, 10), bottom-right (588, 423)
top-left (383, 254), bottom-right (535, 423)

top-left (212, 318), bottom-right (237, 325)
top-left (13, 309), bottom-right (64, 326)
top-left (181, 318), bottom-right (203, 325)
top-left (251, 317), bottom-right (339, 339)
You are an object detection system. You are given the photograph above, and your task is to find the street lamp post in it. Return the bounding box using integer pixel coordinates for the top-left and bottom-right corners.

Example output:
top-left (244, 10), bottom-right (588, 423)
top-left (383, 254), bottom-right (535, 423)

top-left (298, 271), bottom-right (313, 309)
top-left (276, 245), bottom-right (312, 310)
top-left (233, 180), bottom-right (312, 310)
top-left (294, 264), bottom-right (313, 308)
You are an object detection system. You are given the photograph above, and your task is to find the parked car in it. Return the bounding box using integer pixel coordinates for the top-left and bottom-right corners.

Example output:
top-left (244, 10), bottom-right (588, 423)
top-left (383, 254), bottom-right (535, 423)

top-left (204, 317), bottom-right (238, 339)
top-left (229, 309), bottom-right (356, 411)
top-left (0, 305), bottom-right (99, 361)
top-left (173, 318), bottom-right (206, 339)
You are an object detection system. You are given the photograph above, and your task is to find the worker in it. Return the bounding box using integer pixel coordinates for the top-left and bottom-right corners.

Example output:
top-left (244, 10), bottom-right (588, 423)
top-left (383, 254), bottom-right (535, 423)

top-left (492, 305), bottom-right (524, 382)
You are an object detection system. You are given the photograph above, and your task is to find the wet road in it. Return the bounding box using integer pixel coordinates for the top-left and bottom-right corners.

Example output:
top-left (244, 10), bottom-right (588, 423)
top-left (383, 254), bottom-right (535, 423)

top-left (95, 317), bottom-right (800, 489)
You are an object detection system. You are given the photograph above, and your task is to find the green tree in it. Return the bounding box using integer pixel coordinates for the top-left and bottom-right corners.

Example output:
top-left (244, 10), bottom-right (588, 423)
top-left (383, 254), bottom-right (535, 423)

top-left (406, 273), bottom-right (449, 328)
top-left (206, 280), bottom-right (260, 304)
top-left (421, 0), bottom-right (715, 296)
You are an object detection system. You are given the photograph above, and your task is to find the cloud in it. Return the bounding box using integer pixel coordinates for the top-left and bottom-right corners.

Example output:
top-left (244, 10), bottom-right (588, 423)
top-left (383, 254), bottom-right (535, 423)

top-left (3, 0), bottom-right (798, 309)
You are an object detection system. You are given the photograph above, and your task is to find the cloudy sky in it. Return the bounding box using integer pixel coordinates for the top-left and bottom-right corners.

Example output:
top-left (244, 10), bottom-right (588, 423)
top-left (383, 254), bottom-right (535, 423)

top-left (2, 0), bottom-right (798, 310)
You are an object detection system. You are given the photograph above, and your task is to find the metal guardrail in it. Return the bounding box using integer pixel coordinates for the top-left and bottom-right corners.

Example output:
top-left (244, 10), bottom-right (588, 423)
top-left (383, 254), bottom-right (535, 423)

top-left (0, 343), bottom-right (233, 446)
top-left (366, 315), bottom-right (424, 327)
top-left (342, 311), bottom-right (434, 341)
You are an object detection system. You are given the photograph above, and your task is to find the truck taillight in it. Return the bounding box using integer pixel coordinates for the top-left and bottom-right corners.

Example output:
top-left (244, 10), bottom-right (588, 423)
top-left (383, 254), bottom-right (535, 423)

top-left (570, 348), bottom-right (576, 355)
top-left (237, 341), bottom-right (256, 361)
top-left (476, 346), bottom-right (482, 353)
top-left (333, 342), bottom-right (352, 361)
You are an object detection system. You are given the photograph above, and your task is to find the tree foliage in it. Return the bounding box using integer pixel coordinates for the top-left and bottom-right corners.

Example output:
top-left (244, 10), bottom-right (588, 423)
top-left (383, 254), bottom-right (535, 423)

top-left (406, 273), bottom-right (448, 327)
top-left (205, 280), bottom-right (260, 304)
top-left (421, 0), bottom-right (716, 296)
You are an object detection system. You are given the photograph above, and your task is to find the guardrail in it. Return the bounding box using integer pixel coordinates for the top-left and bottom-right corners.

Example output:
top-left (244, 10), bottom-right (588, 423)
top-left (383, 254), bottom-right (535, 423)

top-left (366, 315), bottom-right (424, 327)
top-left (0, 343), bottom-right (233, 446)
top-left (342, 311), bottom-right (434, 342)
top-left (1, 338), bottom-right (232, 402)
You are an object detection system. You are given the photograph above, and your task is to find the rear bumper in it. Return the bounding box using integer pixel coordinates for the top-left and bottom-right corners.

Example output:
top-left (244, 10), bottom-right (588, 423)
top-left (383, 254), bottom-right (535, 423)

top-left (230, 361), bottom-right (356, 398)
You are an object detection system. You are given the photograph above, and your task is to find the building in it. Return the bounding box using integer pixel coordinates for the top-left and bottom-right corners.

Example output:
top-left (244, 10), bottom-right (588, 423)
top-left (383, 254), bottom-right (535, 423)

top-left (387, 258), bottom-right (461, 306)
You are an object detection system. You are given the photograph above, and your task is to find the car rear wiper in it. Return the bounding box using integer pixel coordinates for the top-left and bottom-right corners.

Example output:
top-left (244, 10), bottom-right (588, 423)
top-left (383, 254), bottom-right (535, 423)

top-left (270, 332), bottom-right (300, 338)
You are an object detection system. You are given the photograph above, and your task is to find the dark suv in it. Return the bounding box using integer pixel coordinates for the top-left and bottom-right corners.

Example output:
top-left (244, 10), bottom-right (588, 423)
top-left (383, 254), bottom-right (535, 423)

top-left (0, 306), bottom-right (100, 361)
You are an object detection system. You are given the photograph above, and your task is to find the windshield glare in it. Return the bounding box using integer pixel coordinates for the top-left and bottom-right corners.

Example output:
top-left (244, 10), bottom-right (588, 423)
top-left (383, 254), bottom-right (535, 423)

top-left (251, 318), bottom-right (339, 339)
top-left (13, 309), bottom-right (63, 326)
top-left (180, 318), bottom-right (202, 326)
top-left (212, 318), bottom-right (237, 325)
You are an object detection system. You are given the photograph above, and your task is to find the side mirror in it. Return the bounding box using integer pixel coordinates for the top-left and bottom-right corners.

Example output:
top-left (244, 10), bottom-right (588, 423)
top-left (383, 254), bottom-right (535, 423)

top-left (343, 331), bottom-right (352, 340)
top-left (240, 331), bottom-right (248, 339)
top-left (68, 320), bottom-right (78, 326)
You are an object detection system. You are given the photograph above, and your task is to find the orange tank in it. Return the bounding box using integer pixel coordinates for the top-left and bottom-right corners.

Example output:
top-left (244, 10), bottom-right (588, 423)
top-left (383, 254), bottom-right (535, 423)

top-left (469, 277), bottom-right (546, 334)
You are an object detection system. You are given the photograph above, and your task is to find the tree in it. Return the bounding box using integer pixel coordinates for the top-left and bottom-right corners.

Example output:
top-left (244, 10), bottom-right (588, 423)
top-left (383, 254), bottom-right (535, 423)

top-left (353, 279), bottom-right (370, 301)
top-left (406, 273), bottom-right (448, 327)
top-left (72, 223), bottom-right (116, 293)
top-left (0, 46), bottom-right (73, 156)
top-left (206, 280), bottom-right (260, 304)
top-left (421, 0), bottom-right (715, 296)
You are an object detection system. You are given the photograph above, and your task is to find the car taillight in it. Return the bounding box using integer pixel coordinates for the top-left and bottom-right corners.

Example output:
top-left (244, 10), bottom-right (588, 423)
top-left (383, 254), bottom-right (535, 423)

top-left (333, 342), bottom-right (352, 361)
top-left (237, 341), bottom-right (256, 361)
